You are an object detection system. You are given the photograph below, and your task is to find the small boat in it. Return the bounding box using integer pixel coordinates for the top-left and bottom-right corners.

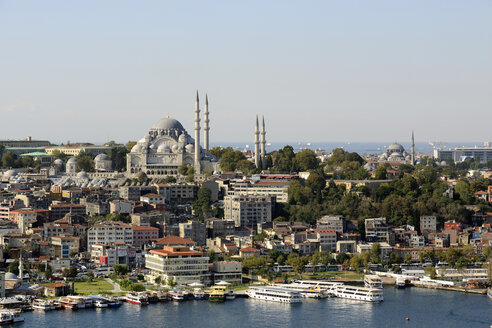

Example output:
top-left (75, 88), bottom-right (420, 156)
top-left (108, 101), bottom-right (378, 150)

top-left (10, 310), bottom-right (24, 323)
top-left (59, 298), bottom-right (78, 310)
top-left (0, 311), bottom-right (13, 325)
top-left (246, 286), bottom-right (303, 303)
top-left (168, 289), bottom-right (186, 302)
top-left (124, 292), bottom-right (149, 305)
top-left (225, 289), bottom-right (236, 300)
top-left (193, 289), bottom-right (207, 300)
top-left (32, 299), bottom-right (54, 311)
top-left (395, 277), bottom-right (406, 289)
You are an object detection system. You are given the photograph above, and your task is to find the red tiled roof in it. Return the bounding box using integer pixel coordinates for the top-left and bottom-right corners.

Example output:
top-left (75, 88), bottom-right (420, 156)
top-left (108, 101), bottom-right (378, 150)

top-left (152, 235), bottom-right (196, 245)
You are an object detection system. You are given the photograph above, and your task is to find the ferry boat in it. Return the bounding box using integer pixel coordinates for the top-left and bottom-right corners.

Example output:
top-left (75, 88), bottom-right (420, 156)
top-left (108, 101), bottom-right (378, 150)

top-left (333, 285), bottom-right (384, 302)
top-left (8, 310), bottom-right (24, 323)
top-left (124, 292), bottom-right (149, 305)
top-left (88, 295), bottom-right (110, 308)
top-left (364, 275), bottom-right (383, 289)
top-left (32, 299), bottom-right (55, 311)
top-left (246, 286), bottom-right (303, 303)
top-left (274, 283), bottom-right (328, 299)
top-left (168, 289), bottom-right (186, 302)
top-left (59, 298), bottom-right (79, 310)
top-left (209, 285), bottom-right (226, 302)
top-left (0, 311), bottom-right (13, 325)
top-left (293, 280), bottom-right (344, 296)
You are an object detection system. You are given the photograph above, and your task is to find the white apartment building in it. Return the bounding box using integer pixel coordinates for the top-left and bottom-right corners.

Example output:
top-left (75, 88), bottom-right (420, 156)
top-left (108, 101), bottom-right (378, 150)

top-left (224, 195), bottom-right (272, 229)
top-left (145, 246), bottom-right (210, 285)
top-left (87, 221), bottom-right (133, 248)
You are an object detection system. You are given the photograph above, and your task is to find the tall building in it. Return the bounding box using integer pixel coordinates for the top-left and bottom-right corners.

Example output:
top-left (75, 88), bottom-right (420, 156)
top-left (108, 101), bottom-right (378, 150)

top-left (434, 144), bottom-right (492, 163)
top-left (254, 115), bottom-right (260, 168)
top-left (224, 195), bottom-right (272, 229)
top-left (87, 221), bottom-right (133, 249)
top-left (126, 93), bottom-right (219, 177)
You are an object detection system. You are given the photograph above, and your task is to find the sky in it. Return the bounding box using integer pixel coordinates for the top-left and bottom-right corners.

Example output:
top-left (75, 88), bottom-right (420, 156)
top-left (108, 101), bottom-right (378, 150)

top-left (1, 1), bottom-right (491, 145)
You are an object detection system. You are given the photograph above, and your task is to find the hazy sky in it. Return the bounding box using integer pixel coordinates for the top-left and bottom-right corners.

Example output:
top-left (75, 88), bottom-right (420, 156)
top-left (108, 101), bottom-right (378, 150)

top-left (1, 1), bottom-right (491, 144)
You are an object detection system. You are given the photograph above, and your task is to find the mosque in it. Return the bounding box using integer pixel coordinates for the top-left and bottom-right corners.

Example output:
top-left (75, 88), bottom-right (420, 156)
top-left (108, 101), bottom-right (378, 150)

top-left (377, 131), bottom-right (415, 164)
top-left (126, 93), bottom-right (219, 177)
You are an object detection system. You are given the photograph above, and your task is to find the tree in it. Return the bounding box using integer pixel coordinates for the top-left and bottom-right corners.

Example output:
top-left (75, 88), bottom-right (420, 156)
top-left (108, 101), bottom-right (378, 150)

top-left (273, 145), bottom-right (295, 173)
top-left (207, 250), bottom-right (217, 263)
top-left (163, 176), bottom-right (177, 183)
top-left (113, 264), bottom-right (128, 276)
top-left (8, 261), bottom-right (19, 275)
top-left (370, 243), bottom-right (381, 263)
top-left (62, 267), bottom-right (78, 279)
top-left (178, 163), bottom-right (189, 175)
top-left (374, 166), bottom-right (387, 180)
top-left (2, 152), bottom-right (15, 168)
top-left (350, 255), bottom-right (363, 273)
top-left (219, 148), bottom-right (248, 172)
top-left (107, 146), bottom-right (128, 171)
top-left (193, 186), bottom-right (212, 219)
top-left (293, 149), bottom-right (319, 171)
top-left (77, 156), bottom-right (94, 172)
top-left (454, 180), bottom-right (472, 203)
top-left (132, 283), bottom-right (146, 292)
top-left (404, 254), bottom-right (412, 265)
top-left (125, 141), bottom-right (137, 152)
top-left (167, 277), bottom-right (177, 288)
top-left (306, 172), bottom-right (326, 201)
top-left (45, 264), bottom-right (53, 280)
top-left (155, 276), bottom-right (162, 285)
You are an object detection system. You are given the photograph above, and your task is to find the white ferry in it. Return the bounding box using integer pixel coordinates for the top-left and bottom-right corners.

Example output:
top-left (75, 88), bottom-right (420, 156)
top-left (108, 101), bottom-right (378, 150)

top-left (124, 292), bottom-right (149, 305)
top-left (364, 275), bottom-right (383, 289)
top-left (32, 299), bottom-right (55, 311)
top-left (293, 280), bottom-right (344, 296)
top-left (273, 283), bottom-right (328, 299)
top-left (246, 286), bottom-right (303, 303)
top-left (333, 285), bottom-right (384, 302)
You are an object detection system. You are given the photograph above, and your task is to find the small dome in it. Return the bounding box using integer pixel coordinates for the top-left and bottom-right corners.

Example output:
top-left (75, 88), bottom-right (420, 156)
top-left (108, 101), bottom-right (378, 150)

top-left (138, 138), bottom-right (146, 144)
top-left (53, 159), bottom-right (64, 165)
top-left (95, 154), bottom-right (110, 161)
top-left (179, 133), bottom-right (187, 142)
top-left (5, 272), bottom-right (19, 280)
top-left (388, 143), bottom-right (405, 152)
top-left (77, 171), bottom-right (88, 179)
top-left (131, 144), bottom-right (143, 152)
top-left (151, 117), bottom-right (185, 131)
top-left (4, 169), bottom-right (18, 177)
top-left (171, 145), bottom-right (178, 153)
top-left (67, 157), bottom-right (77, 164)
top-left (185, 144), bottom-right (194, 153)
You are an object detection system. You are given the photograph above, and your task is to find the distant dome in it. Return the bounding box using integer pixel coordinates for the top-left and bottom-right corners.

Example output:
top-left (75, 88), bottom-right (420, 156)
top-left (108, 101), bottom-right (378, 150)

top-left (151, 117), bottom-right (185, 131)
top-left (4, 169), bottom-right (18, 178)
top-left (388, 143), bottom-right (405, 153)
top-left (5, 272), bottom-right (19, 280)
top-left (131, 144), bottom-right (143, 152)
top-left (95, 154), bottom-right (110, 161)
top-left (67, 157), bottom-right (77, 164)
top-left (53, 159), bottom-right (64, 165)
top-left (77, 171), bottom-right (88, 179)
top-left (178, 133), bottom-right (187, 143)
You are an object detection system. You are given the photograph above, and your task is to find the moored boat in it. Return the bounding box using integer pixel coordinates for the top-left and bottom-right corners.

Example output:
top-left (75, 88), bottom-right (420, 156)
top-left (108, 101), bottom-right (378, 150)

top-left (333, 285), bottom-right (384, 302)
top-left (32, 299), bottom-right (55, 311)
top-left (0, 311), bottom-right (13, 325)
top-left (246, 286), bottom-right (303, 303)
top-left (193, 289), bottom-right (207, 300)
top-left (225, 289), bottom-right (236, 300)
top-left (273, 283), bottom-right (328, 299)
top-left (395, 276), bottom-right (407, 289)
top-left (168, 289), bottom-right (186, 302)
top-left (59, 298), bottom-right (79, 310)
top-left (364, 275), bottom-right (383, 289)
top-left (124, 292), bottom-right (149, 305)
top-left (208, 285), bottom-right (226, 302)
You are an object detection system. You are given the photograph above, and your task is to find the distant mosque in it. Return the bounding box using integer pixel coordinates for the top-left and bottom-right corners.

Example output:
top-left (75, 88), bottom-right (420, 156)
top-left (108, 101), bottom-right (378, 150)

top-left (126, 92), bottom-right (219, 177)
top-left (377, 131), bottom-right (415, 164)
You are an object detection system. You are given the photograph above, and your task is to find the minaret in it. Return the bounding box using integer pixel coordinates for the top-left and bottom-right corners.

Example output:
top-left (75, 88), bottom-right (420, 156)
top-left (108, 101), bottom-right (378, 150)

top-left (19, 250), bottom-right (23, 280)
top-left (411, 130), bottom-right (415, 165)
top-left (203, 94), bottom-right (210, 151)
top-left (261, 115), bottom-right (266, 169)
top-left (194, 91), bottom-right (201, 173)
top-left (254, 115), bottom-right (260, 168)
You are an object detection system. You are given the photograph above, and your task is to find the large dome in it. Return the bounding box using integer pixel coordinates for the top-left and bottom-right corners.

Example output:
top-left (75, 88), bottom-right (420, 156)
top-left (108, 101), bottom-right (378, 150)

top-left (151, 117), bottom-right (185, 131)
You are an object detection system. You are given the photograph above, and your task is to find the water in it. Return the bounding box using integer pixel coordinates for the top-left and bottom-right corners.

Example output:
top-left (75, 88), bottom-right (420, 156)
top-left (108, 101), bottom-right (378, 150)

top-left (22, 287), bottom-right (492, 328)
top-left (210, 141), bottom-right (484, 156)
